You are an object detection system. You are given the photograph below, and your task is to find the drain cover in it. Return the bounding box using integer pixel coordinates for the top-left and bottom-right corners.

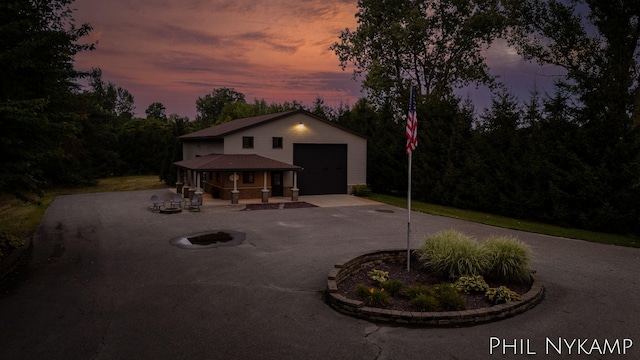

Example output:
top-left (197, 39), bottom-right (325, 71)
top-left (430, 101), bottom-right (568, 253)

top-left (374, 209), bottom-right (395, 213)
top-left (170, 230), bottom-right (245, 249)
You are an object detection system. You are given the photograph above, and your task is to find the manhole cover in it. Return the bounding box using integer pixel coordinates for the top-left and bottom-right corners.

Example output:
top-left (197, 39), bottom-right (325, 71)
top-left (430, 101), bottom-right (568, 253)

top-left (375, 209), bottom-right (395, 213)
top-left (170, 230), bottom-right (245, 249)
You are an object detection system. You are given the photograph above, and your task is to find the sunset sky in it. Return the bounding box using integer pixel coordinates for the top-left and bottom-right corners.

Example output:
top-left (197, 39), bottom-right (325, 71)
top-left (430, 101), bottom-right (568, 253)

top-left (72, 0), bottom-right (560, 119)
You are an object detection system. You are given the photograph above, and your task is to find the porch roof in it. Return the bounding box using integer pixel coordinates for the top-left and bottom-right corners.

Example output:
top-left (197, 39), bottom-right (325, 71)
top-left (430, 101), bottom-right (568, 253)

top-left (174, 154), bottom-right (302, 172)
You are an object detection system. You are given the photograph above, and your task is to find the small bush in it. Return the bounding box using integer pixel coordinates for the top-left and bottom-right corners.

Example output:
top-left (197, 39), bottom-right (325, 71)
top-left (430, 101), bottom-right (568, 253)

top-left (355, 284), bottom-right (371, 298)
top-left (379, 279), bottom-right (403, 296)
top-left (481, 236), bottom-right (532, 284)
top-left (368, 269), bottom-right (389, 283)
top-left (454, 275), bottom-right (489, 294)
top-left (354, 284), bottom-right (392, 307)
top-left (433, 283), bottom-right (466, 311)
top-left (351, 185), bottom-right (372, 197)
top-left (0, 232), bottom-right (25, 261)
top-left (411, 294), bottom-right (439, 311)
top-left (417, 230), bottom-right (489, 279)
top-left (485, 286), bottom-right (522, 304)
top-left (405, 284), bottom-right (465, 311)
top-left (403, 285), bottom-right (433, 299)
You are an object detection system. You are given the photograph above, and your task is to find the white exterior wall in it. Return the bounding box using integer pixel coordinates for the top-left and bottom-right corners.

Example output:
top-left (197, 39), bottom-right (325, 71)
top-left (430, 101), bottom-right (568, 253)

top-left (223, 113), bottom-right (367, 187)
top-left (183, 140), bottom-right (224, 160)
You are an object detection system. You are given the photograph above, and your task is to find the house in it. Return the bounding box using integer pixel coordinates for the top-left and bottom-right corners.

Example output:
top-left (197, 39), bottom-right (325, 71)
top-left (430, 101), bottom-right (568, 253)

top-left (174, 109), bottom-right (368, 204)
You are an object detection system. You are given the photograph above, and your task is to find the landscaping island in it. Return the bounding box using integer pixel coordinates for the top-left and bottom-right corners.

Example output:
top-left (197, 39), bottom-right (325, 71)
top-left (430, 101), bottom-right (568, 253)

top-left (326, 249), bottom-right (544, 326)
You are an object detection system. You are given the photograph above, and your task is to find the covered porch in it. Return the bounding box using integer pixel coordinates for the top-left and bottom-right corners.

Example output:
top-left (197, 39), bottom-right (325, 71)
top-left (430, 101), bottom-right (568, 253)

top-left (174, 154), bottom-right (303, 204)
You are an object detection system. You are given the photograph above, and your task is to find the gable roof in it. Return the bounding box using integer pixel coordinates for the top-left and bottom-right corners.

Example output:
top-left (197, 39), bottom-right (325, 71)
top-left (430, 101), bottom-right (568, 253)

top-left (174, 154), bottom-right (302, 171)
top-left (179, 109), bottom-right (368, 140)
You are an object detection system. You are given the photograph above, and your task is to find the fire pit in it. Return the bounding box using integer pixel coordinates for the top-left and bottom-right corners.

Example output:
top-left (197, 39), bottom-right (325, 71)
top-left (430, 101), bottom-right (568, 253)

top-left (159, 207), bottom-right (182, 214)
top-left (187, 231), bottom-right (233, 245)
top-left (170, 230), bottom-right (245, 249)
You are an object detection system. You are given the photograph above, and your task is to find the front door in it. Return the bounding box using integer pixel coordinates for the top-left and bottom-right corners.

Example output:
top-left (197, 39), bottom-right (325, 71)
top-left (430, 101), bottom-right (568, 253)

top-left (271, 171), bottom-right (283, 197)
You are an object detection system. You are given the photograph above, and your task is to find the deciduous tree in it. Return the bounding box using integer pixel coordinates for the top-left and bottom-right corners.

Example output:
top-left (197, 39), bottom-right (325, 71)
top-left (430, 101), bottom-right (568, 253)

top-left (195, 88), bottom-right (246, 128)
top-left (332, 0), bottom-right (505, 110)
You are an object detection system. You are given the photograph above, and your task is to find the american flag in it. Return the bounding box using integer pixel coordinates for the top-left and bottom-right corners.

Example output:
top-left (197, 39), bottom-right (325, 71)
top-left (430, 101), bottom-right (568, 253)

top-left (405, 86), bottom-right (418, 154)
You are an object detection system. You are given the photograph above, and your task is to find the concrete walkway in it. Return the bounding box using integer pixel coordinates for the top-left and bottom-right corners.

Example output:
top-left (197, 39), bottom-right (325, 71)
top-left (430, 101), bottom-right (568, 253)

top-left (180, 191), bottom-right (382, 209)
top-left (0, 188), bottom-right (638, 359)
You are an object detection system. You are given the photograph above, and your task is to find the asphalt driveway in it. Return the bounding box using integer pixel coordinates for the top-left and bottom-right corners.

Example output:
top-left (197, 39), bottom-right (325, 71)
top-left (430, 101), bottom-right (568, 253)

top-left (0, 189), bottom-right (638, 359)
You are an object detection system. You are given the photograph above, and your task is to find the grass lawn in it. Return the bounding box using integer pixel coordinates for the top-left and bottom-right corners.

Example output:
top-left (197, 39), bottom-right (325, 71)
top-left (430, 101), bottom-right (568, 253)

top-left (1, 177), bottom-right (637, 249)
top-left (0, 176), bottom-right (168, 239)
top-left (367, 193), bottom-right (639, 248)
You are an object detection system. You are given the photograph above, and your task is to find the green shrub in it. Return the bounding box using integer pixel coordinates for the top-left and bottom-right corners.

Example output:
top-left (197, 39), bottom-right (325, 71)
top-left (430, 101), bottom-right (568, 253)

top-left (410, 294), bottom-right (439, 311)
top-left (417, 230), bottom-right (489, 279)
top-left (485, 286), bottom-right (522, 304)
top-left (481, 236), bottom-right (532, 284)
top-left (368, 269), bottom-right (389, 283)
top-left (406, 284), bottom-right (466, 311)
top-left (0, 232), bottom-right (25, 261)
top-left (433, 283), bottom-right (466, 311)
top-left (354, 284), bottom-right (392, 307)
top-left (351, 185), bottom-right (372, 197)
top-left (454, 275), bottom-right (489, 294)
top-left (379, 279), bottom-right (403, 296)
top-left (403, 285), bottom-right (433, 299)
top-left (355, 284), bottom-right (371, 298)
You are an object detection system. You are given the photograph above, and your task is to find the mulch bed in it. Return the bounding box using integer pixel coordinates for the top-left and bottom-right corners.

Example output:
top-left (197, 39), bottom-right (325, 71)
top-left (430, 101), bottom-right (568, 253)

top-left (241, 202), bottom-right (317, 211)
top-left (337, 259), bottom-right (531, 312)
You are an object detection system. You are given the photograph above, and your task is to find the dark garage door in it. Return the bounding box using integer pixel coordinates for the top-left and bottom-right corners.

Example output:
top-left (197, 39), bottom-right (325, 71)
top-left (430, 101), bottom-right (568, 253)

top-left (294, 144), bottom-right (347, 195)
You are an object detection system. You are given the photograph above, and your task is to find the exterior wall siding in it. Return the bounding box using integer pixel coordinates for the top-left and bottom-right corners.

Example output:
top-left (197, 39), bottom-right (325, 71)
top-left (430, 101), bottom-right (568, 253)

top-left (202, 170), bottom-right (296, 200)
top-left (183, 139), bottom-right (224, 160)
top-left (222, 113), bottom-right (367, 187)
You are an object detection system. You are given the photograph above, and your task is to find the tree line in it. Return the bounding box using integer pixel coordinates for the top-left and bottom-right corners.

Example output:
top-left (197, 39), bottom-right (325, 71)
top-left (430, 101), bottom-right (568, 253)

top-left (331, 0), bottom-right (640, 235)
top-left (1, 0), bottom-right (639, 235)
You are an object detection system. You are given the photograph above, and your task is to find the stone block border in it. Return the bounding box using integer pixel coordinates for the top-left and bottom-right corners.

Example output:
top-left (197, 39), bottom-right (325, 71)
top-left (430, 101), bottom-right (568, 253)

top-left (325, 249), bottom-right (545, 327)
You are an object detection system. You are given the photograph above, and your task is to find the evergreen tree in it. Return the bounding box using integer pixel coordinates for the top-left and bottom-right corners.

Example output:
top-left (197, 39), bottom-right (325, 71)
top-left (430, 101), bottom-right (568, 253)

top-left (0, 0), bottom-right (93, 199)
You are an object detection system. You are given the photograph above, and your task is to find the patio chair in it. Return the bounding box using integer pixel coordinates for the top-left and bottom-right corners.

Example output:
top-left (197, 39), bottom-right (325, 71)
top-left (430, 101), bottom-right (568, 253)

top-left (169, 193), bottom-right (182, 208)
top-left (150, 195), bottom-right (164, 211)
top-left (186, 194), bottom-right (201, 212)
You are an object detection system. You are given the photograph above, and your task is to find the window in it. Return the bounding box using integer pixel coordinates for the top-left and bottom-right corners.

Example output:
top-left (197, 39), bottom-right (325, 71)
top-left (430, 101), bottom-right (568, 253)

top-left (242, 136), bottom-right (254, 149)
top-left (243, 171), bottom-right (254, 184)
top-left (272, 137), bottom-right (283, 149)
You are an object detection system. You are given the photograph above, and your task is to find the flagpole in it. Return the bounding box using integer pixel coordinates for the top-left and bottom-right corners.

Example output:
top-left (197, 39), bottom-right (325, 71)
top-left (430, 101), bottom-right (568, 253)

top-left (405, 85), bottom-right (417, 272)
top-left (407, 151), bottom-right (412, 271)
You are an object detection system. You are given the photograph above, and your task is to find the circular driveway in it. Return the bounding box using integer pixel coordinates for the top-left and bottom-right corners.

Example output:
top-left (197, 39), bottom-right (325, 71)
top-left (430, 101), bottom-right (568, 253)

top-left (0, 189), bottom-right (638, 359)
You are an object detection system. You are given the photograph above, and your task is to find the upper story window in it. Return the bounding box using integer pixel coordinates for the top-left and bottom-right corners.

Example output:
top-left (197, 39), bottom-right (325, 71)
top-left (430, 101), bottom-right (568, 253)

top-left (242, 136), bottom-right (254, 149)
top-left (272, 137), bottom-right (283, 149)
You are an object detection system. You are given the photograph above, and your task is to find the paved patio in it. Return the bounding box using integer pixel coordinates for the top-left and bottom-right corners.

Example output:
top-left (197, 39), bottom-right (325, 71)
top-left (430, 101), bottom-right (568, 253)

top-left (0, 188), bottom-right (638, 359)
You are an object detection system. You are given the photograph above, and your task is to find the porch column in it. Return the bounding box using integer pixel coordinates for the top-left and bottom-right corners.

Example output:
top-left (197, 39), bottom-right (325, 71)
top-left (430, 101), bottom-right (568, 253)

top-left (188, 170), bottom-right (196, 200)
top-left (231, 171), bottom-right (239, 204)
top-left (184, 170), bottom-right (192, 198)
top-left (195, 171), bottom-right (203, 205)
top-left (261, 171), bottom-right (269, 203)
top-left (291, 171), bottom-right (299, 201)
top-left (176, 168), bottom-right (183, 195)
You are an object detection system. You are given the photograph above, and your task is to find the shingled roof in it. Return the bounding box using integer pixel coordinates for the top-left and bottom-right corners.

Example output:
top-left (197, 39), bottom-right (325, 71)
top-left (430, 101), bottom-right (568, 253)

top-left (179, 110), bottom-right (300, 140)
top-left (174, 154), bottom-right (302, 171)
top-left (178, 109), bottom-right (368, 140)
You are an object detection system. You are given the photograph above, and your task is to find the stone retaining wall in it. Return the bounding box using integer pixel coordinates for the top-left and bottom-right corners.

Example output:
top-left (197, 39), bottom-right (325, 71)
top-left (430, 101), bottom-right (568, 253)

top-left (325, 249), bottom-right (545, 327)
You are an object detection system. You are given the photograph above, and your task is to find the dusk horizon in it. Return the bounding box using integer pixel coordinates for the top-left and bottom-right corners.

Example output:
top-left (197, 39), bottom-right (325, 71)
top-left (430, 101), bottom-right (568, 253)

top-left (73, 0), bottom-right (561, 120)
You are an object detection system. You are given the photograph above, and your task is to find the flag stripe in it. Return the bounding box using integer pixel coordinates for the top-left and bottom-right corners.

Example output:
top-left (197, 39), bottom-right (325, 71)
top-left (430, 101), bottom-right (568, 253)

top-left (406, 86), bottom-right (418, 154)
